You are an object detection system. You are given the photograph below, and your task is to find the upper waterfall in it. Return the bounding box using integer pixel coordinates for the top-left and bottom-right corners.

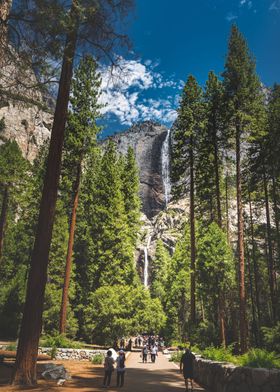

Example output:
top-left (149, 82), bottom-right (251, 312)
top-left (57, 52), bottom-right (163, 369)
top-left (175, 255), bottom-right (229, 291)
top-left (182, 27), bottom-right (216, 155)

top-left (161, 129), bottom-right (171, 206)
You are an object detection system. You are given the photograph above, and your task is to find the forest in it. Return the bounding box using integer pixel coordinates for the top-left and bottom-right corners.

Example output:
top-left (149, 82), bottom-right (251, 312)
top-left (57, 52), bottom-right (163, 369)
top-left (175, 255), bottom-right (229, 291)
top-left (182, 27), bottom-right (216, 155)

top-left (0, 0), bottom-right (280, 387)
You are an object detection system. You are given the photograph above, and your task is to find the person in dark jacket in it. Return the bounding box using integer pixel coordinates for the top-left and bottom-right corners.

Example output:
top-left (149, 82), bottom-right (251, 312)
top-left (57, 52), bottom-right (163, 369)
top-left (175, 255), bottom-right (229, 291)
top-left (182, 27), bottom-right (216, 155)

top-left (180, 348), bottom-right (195, 391)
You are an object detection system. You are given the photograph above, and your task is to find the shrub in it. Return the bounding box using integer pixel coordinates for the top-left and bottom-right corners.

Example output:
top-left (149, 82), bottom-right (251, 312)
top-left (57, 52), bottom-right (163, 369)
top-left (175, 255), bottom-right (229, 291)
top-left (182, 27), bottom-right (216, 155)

top-left (202, 345), bottom-right (237, 364)
top-left (40, 333), bottom-right (83, 349)
top-left (91, 353), bottom-right (104, 364)
top-left (239, 349), bottom-right (280, 369)
top-left (262, 323), bottom-right (280, 353)
top-left (169, 350), bottom-right (184, 363)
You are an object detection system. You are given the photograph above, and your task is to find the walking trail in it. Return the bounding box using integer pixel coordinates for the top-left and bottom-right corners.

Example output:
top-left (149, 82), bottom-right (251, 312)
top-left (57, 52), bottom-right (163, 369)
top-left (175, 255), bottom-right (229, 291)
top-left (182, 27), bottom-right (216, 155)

top-left (0, 352), bottom-right (207, 391)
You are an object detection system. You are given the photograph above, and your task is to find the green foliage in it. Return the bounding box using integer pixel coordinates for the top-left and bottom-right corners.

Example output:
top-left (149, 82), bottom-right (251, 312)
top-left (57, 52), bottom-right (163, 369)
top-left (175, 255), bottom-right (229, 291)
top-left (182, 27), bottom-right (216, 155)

top-left (169, 350), bottom-right (184, 363)
top-left (239, 349), bottom-right (280, 369)
top-left (150, 240), bottom-right (170, 300)
top-left (91, 353), bottom-right (104, 364)
top-left (40, 333), bottom-right (82, 349)
top-left (262, 323), bottom-right (280, 353)
top-left (83, 285), bottom-right (166, 345)
top-left (202, 345), bottom-right (237, 363)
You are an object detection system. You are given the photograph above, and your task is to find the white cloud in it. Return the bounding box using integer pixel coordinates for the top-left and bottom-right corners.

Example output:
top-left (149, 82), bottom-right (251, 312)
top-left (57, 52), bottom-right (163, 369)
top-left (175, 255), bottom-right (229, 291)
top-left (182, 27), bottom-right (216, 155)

top-left (240, 0), bottom-right (253, 8)
top-left (269, 1), bottom-right (280, 11)
top-left (99, 58), bottom-right (181, 126)
top-left (226, 12), bottom-right (238, 22)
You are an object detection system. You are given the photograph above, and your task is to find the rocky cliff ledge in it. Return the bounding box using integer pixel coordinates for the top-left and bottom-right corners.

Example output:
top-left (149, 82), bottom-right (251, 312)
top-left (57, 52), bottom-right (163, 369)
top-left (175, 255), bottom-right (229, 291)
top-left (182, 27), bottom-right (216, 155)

top-left (105, 121), bottom-right (169, 219)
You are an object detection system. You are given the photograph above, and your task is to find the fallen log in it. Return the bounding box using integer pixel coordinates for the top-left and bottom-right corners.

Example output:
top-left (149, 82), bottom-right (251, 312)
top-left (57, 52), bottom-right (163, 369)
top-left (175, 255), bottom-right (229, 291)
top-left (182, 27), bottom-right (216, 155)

top-left (0, 350), bottom-right (51, 361)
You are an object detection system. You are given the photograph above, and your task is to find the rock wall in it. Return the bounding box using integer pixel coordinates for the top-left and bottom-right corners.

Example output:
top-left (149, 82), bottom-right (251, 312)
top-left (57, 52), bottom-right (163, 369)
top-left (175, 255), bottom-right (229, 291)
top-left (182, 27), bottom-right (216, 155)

top-left (105, 121), bottom-right (169, 219)
top-left (39, 347), bottom-right (106, 361)
top-left (194, 356), bottom-right (280, 392)
top-left (0, 101), bottom-right (52, 160)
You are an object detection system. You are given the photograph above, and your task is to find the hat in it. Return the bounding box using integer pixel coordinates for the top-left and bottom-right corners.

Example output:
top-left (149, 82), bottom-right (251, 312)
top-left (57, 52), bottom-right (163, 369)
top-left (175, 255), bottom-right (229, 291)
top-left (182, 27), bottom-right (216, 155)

top-left (119, 350), bottom-right (124, 354)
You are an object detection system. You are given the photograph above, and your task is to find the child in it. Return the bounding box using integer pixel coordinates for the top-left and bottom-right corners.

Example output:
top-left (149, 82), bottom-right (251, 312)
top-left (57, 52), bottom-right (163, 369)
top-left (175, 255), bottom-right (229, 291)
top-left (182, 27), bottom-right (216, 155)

top-left (103, 350), bottom-right (114, 388)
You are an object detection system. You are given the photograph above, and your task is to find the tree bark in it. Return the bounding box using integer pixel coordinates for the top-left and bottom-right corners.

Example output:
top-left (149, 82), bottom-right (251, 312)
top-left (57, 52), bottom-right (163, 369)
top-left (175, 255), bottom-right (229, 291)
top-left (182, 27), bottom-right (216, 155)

top-left (12, 2), bottom-right (79, 385)
top-left (248, 190), bottom-right (261, 334)
top-left (225, 173), bottom-right (230, 243)
top-left (236, 125), bottom-right (247, 353)
top-left (59, 162), bottom-right (81, 334)
top-left (212, 122), bottom-right (226, 346)
top-left (0, 186), bottom-right (9, 261)
top-left (271, 175), bottom-right (280, 272)
top-left (190, 133), bottom-right (196, 325)
top-left (263, 170), bottom-right (277, 325)
top-left (245, 239), bottom-right (258, 346)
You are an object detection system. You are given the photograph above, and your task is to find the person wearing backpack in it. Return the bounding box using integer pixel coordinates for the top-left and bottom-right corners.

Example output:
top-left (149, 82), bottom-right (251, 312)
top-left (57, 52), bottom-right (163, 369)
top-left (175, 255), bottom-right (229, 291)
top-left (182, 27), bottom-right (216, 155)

top-left (103, 350), bottom-right (115, 388)
top-left (116, 350), bottom-right (126, 387)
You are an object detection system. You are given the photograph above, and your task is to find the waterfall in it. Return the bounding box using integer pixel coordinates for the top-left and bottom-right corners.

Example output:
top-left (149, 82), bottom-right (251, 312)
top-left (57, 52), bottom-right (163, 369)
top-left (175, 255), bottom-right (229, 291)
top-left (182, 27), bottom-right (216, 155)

top-left (161, 129), bottom-right (171, 206)
top-left (143, 235), bottom-right (152, 287)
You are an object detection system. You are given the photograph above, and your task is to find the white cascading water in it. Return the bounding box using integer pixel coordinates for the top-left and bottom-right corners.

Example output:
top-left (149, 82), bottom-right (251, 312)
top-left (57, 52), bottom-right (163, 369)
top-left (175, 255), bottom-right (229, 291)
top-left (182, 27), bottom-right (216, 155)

top-left (144, 235), bottom-right (152, 287)
top-left (161, 129), bottom-right (171, 206)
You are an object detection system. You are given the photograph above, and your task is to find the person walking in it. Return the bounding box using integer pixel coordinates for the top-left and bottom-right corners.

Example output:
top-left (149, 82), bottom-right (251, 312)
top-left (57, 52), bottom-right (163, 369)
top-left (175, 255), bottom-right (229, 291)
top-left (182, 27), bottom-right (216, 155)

top-left (180, 348), bottom-right (195, 391)
top-left (150, 345), bottom-right (157, 363)
top-left (103, 350), bottom-right (115, 388)
top-left (142, 345), bottom-right (148, 363)
top-left (116, 350), bottom-right (126, 387)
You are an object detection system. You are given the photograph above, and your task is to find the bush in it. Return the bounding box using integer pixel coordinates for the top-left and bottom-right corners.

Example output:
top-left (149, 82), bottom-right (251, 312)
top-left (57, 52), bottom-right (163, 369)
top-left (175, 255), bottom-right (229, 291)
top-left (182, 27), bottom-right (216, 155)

top-left (202, 345), bottom-right (237, 364)
top-left (262, 323), bottom-right (280, 353)
top-left (239, 349), bottom-right (280, 369)
top-left (4, 344), bottom-right (17, 351)
top-left (91, 353), bottom-right (104, 364)
top-left (40, 333), bottom-right (83, 349)
top-left (169, 350), bottom-right (184, 363)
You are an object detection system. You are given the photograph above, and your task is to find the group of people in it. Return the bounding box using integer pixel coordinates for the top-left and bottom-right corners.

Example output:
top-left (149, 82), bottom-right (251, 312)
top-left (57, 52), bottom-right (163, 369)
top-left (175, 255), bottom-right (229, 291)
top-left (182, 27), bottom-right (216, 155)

top-left (141, 343), bottom-right (158, 363)
top-left (103, 350), bottom-right (126, 388)
top-left (135, 334), bottom-right (165, 350)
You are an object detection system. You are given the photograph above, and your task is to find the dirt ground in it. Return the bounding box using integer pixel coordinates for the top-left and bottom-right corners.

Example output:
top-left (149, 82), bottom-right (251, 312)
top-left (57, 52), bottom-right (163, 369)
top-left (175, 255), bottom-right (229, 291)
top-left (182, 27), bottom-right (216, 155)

top-left (0, 352), bottom-right (206, 391)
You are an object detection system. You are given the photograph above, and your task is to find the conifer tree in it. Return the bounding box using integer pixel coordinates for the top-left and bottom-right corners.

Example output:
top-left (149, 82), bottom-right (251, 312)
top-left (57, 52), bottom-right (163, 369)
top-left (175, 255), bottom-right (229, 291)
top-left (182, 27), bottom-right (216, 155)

top-left (0, 140), bottom-right (29, 262)
top-left (59, 55), bottom-right (101, 335)
top-left (150, 240), bottom-right (170, 301)
top-left (223, 25), bottom-right (265, 352)
top-left (121, 147), bottom-right (141, 247)
top-left (172, 75), bottom-right (204, 324)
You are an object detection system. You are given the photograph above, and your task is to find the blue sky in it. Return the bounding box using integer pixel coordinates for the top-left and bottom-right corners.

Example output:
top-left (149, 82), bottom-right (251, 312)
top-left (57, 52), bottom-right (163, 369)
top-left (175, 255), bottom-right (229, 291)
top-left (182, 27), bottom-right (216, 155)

top-left (99, 0), bottom-right (280, 137)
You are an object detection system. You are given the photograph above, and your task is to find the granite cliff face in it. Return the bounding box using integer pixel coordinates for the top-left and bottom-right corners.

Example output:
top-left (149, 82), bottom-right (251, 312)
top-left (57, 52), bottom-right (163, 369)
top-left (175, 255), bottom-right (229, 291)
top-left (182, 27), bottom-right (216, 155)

top-left (106, 121), bottom-right (170, 219)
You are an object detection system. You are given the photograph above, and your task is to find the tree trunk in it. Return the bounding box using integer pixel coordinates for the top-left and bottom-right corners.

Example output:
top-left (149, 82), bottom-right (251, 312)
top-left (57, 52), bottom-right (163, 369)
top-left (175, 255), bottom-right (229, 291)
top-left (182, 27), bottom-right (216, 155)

top-left (212, 123), bottom-right (225, 345)
top-left (59, 162), bottom-right (81, 334)
top-left (213, 124), bottom-right (222, 227)
top-left (218, 291), bottom-right (226, 347)
top-left (12, 2), bottom-right (79, 385)
top-left (245, 239), bottom-right (258, 346)
top-left (248, 190), bottom-right (261, 335)
top-left (236, 126), bottom-right (247, 353)
top-left (271, 175), bottom-right (280, 272)
top-left (225, 173), bottom-right (230, 243)
top-left (190, 133), bottom-right (196, 325)
top-left (263, 171), bottom-right (277, 324)
top-left (0, 186), bottom-right (9, 261)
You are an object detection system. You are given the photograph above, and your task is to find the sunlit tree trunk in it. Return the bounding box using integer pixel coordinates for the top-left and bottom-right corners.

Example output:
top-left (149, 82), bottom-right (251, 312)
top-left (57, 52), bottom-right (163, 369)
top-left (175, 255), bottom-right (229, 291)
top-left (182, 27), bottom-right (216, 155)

top-left (59, 162), bottom-right (81, 334)
top-left (248, 191), bottom-right (261, 335)
top-left (12, 2), bottom-right (79, 385)
top-left (263, 171), bottom-right (277, 324)
top-left (189, 133), bottom-right (196, 325)
top-left (236, 125), bottom-right (247, 353)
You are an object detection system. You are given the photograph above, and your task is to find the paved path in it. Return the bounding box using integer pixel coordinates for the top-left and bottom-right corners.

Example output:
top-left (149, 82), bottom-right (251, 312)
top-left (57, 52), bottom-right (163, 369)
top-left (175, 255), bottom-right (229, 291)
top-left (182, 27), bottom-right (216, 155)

top-left (0, 352), bottom-right (207, 391)
top-left (122, 352), bottom-right (206, 392)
